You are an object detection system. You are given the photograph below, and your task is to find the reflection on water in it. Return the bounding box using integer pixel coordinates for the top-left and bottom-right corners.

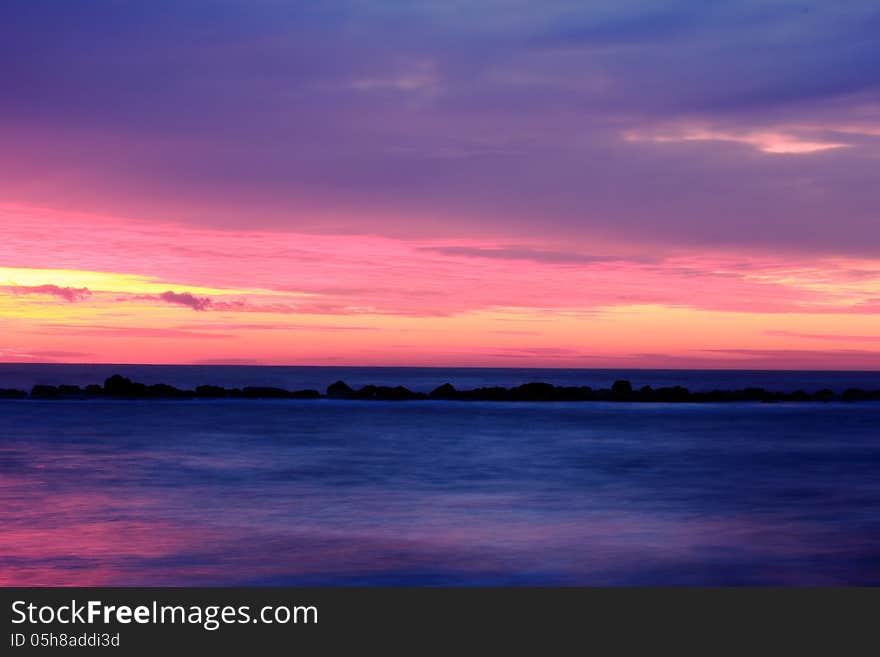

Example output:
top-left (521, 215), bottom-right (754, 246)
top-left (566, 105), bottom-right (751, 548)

top-left (1, 399), bottom-right (879, 585)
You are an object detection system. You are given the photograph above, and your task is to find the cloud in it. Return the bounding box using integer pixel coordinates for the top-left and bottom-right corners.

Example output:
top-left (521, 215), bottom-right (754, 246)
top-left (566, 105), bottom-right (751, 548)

top-left (175, 322), bottom-right (376, 332)
top-left (765, 330), bottom-right (880, 343)
top-left (351, 60), bottom-right (441, 95)
top-left (699, 348), bottom-right (880, 362)
top-left (119, 293), bottom-right (302, 315)
top-left (208, 300), bottom-right (296, 314)
top-left (0, 347), bottom-right (91, 361)
top-left (30, 350), bottom-right (92, 358)
top-left (488, 346), bottom-right (587, 359)
top-left (158, 290), bottom-right (210, 311)
top-left (37, 324), bottom-right (233, 339)
top-left (1, 1), bottom-right (879, 257)
top-left (418, 245), bottom-right (624, 265)
top-left (851, 298), bottom-right (880, 313)
top-left (624, 127), bottom-right (848, 154)
top-left (3, 284), bottom-right (91, 302)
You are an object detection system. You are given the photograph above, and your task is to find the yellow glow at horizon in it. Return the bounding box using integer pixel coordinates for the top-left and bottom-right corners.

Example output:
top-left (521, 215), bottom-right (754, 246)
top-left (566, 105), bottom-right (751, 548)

top-left (0, 267), bottom-right (316, 298)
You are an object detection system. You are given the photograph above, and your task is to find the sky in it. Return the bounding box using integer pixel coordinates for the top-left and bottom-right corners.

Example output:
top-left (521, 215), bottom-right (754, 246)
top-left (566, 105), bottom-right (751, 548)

top-left (1, 0), bottom-right (879, 368)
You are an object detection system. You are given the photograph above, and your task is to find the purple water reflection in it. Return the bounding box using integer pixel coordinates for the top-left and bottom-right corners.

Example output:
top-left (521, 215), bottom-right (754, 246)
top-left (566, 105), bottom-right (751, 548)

top-left (2, 399), bottom-right (879, 585)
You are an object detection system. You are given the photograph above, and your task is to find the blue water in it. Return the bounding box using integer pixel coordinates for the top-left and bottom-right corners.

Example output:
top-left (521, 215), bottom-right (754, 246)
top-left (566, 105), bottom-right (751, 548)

top-left (1, 365), bottom-right (879, 586)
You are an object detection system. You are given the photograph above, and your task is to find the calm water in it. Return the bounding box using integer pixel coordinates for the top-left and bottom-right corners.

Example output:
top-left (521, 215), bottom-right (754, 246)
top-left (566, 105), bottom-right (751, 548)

top-left (1, 365), bottom-right (879, 585)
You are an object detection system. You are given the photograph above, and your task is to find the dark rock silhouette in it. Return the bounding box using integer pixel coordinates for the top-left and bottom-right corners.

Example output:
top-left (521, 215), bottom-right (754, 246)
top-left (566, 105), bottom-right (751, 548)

top-left (430, 383), bottom-right (458, 399)
top-left (0, 388), bottom-right (28, 399)
top-left (790, 390), bottom-right (811, 402)
top-left (814, 389), bottom-right (835, 402)
top-left (743, 387), bottom-right (769, 401)
top-left (195, 385), bottom-right (228, 398)
top-left (5, 373), bottom-right (880, 403)
top-left (356, 384), bottom-right (379, 399)
top-left (842, 388), bottom-right (869, 401)
top-left (461, 386), bottom-right (512, 401)
top-left (651, 386), bottom-right (691, 402)
top-left (356, 385), bottom-right (420, 400)
top-left (290, 389), bottom-right (321, 399)
top-left (31, 385), bottom-right (60, 399)
top-left (242, 386), bottom-right (290, 399)
top-left (545, 385), bottom-right (591, 401)
top-left (327, 380), bottom-right (355, 398)
top-left (610, 380), bottom-right (633, 400)
top-left (103, 374), bottom-right (139, 396)
top-left (146, 383), bottom-right (190, 398)
top-left (511, 382), bottom-right (558, 401)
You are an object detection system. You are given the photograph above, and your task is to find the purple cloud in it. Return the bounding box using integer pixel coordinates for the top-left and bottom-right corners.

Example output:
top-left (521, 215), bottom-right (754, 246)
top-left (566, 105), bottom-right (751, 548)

top-left (419, 246), bottom-right (626, 265)
top-left (158, 291), bottom-right (211, 311)
top-left (0, 1), bottom-right (878, 256)
top-left (4, 284), bottom-right (91, 302)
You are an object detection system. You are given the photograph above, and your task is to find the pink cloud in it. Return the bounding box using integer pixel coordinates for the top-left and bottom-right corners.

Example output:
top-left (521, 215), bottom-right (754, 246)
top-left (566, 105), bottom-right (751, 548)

top-left (2, 205), bottom-right (879, 319)
top-left (765, 330), bottom-right (880, 343)
top-left (37, 324), bottom-right (233, 339)
top-left (2, 205), bottom-right (879, 367)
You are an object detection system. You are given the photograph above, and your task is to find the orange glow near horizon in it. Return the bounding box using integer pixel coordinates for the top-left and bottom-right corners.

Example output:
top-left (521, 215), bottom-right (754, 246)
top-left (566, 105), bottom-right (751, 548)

top-left (2, 204), bottom-right (880, 369)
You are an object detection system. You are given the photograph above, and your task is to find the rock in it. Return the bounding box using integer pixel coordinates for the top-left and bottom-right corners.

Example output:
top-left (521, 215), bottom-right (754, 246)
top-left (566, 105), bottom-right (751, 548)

top-left (327, 380), bottom-right (355, 398)
top-left (146, 383), bottom-right (188, 397)
top-left (743, 387), bottom-right (769, 401)
top-left (555, 386), bottom-right (591, 401)
top-left (31, 385), bottom-right (60, 398)
top-left (356, 385), bottom-right (379, 399)
top-left (195, 385), bottom-right (228, 398)
top-left (389, 385), bottom-right (416, 400)
top-left (290, 389), bottom-right (321, 399)
top-left (814, 389), bottom-right (835, 402)
top-left (0, 388), bottom-right (27, 399)
top-left (242, 386), bottom-right (290, 399)
top-left (430, 383), bottom-right (458, 399)
top-left (652, 386), bottom-right (691, 402)
top-left (610, 380), bottom-right (633, 400)
top-left (511, 382), bottom-right (558, 401)
top-left (842, 388), bottom-right (868, 402)
top-left (103, 374), bottom-right (135, 395)
top-left (462, 386), bottom-right (512, 401)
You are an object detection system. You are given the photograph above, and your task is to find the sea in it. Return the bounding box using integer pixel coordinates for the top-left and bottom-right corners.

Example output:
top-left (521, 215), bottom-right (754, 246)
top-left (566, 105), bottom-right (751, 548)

top-left (1, 364), bottom-right (879, 586)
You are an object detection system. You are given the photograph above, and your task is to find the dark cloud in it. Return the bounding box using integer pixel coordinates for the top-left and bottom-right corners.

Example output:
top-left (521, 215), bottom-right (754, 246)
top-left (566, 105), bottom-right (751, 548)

top-left (158, 291), bottom-right (211, 311)
top-left (4, 284), bottom-right (91, 302)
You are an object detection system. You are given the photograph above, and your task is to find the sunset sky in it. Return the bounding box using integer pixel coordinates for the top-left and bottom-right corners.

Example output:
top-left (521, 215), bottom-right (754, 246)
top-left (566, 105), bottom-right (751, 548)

top-left (1, 1), bottom-right (879, 368)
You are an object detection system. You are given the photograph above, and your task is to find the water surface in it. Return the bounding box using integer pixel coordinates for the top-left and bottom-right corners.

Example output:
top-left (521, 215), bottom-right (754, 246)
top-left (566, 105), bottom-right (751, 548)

top-left (2, 395), bottom-right (878, 585)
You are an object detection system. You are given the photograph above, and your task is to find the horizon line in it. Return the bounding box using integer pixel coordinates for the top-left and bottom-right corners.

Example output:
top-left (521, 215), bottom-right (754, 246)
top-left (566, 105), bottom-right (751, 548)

top-left (2, 361), bottom-right (879, 373)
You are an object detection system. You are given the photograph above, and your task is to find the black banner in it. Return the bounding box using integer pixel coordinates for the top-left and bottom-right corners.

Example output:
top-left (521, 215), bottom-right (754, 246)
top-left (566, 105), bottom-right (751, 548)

top-left (1, 588), bottom-right (876, 653)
